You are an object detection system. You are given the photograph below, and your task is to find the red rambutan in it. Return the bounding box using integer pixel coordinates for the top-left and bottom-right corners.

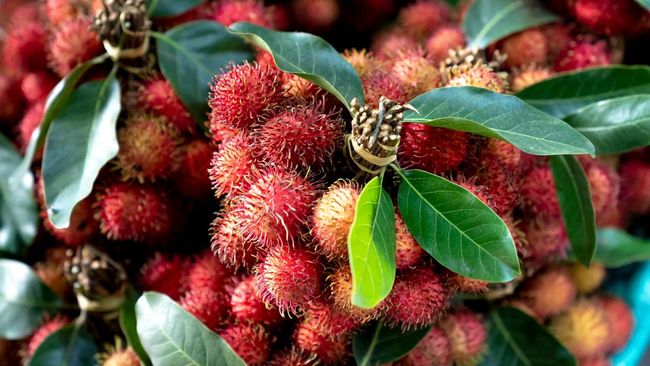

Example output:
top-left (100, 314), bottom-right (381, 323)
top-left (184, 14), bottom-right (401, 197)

top-left (329, 265), bottom-right (383, 323)
top-left (519, 218), bottom-right (568, 269)
top-left (391, 49), bottom-right (441, 97)
top-left (398, 123), bottom-right (469, 175)
top-left (303, 300), bottom-right (358, 336)
top-left (399, 0), bottom-right (450, 40)
top-left (3, 22), bottom-right (48, 73)
top-left (18, 101), bottom-right (45, 150)
top-left (395, 213), bottom-right (425, 269)
top-left (21, 72), bottom-right (57, 104)
top-left (100, 346), bottom-right (140, 366)
top-left (231, 275), bottom-right (283, 325)
top-left (211, 0), bottom-right (273, 27)
top-left (268, 348), bottom-right (318, 366)
top-left (24, 316), bottom-right (68, 359)
top-left (619, 160), bottom-right (650, 215)
top-left (45, 0), bottom-right (78, 27)
top-left (211, 209), bottom-right (260, 270)
top-left (444, 271), bottom-right (488, 294)
top-left (520, 165), bottom-right (561, 218)
top-left (568, 262), bottom-right (606, 294)
top-left (291, 0), bottom-right (339, 31)
top-left (180, 289), bottom-right (228, 330)
top-left (44, 196), bottom-right (99, 247)
top-left (209, 134), bottom-right (258, 197)
top-left (554, 40), bottom-right (611, 72)
top-left (579, 357), bottom-right (612, 366)
top-left (135, 76), bottom-right (196, 134)
top-left (510, 65), bottom-right (555, 92)
top-left (426, 25), bottom-right (466, 63)
top-left (0, 75), bottom-right (24, 122)
top-left (49, 18), bottom-right (103, 77)
top-left (8, 3), bottom-right (41, 26)
top-left (517, 265), bottom-right (577, 318)
top-left (573, 0), bottom-right (650, 36)
top-left (185, 252), bottom-right (230, 294)
top-left (540, 23), bottom-right (573, 60)
top-left (220, 324), bottom-right (272, 366)
top-left (585, 162), bottom-right (620, 224)
top-left (371, 31), bottom-right (419, 59)
top-left (598, 295), bottom-right (634, 353)
top-left (342, 49), bottom-right (383, 78)
top-left (499, 29), bottom-right (548, 69)
top-left (294, 320), bottom-right (351, 365)
top-left (441, 310), bottom-right (487, 365)
top-left (396, 327), bottom-right (452, 366)
top-left (140, 253), bottom-right (188, 300)
top-left (172, 139), bottom-right (213, 199)
top-left (361, 70), bottom-right (411, 108)
top-left (549, 300), bottom-right (610, 359)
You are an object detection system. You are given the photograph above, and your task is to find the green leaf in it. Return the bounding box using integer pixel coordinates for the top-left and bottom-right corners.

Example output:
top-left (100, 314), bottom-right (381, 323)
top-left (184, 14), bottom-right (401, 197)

top-left (120, 289), bottom-right (151, 365)
top-left (353, 321), bottom-right (430, 366)
top-left (462, 0), bottom-right (559, 49)
top-left (29, 324), bottom-right (97, 366)
top-left (482, 307), bottom-right (576, 366)
top-left (396, 169), bottom-right (520, 282)
top-left (634, 0), bottom-right (650, 11)
top-left (517, 65), bottom-right (650, 118)
top-left (404, 86), bottom-right (595, 156)
top-left (0, 133), bottom-right (38, 256)
top-left (593, 228), bottom-right (650, 268)
top-left (348, 175), bottom-right (396, 309)
top-left (0, 259), bottom-right (62, 339)
top-left (42, 75), bottom-right (121, 229)
top-left (136, 292), bottom-right (246, 366)
top-left (228, 22), bottom-right (365, 109)
top-left (564, 95), bottom-right (650, 155)
top-left (147, 0), bottom-right (205, 17)
top-left (549, 156), bottom-right (596, 267)
top-left (152, 21), bottom-right (253, 124)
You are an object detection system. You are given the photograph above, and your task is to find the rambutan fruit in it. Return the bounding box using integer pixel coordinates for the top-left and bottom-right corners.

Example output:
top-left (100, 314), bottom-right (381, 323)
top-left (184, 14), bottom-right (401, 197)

top-left (43, 196), bottom-right (99, 247)
top-left (361, 70), bottom-right (411, 108)
top-left (140, 253), bottom-right (188, 300)
top-left (441, 310), bottom-right (487, 365)
top-left (0, 75), bottom-right (24, 122)
top-left (572, 0), bottom-right (650, 36)
top-left (396, 327), bottom-right (452, 366)
top-left (180, 289), bottom-right (228, 330)
top-left (18, 101), bottom-right (45, 150)
top-left (426, 25), bottom-right (466, 63)
top-left (135, 76), bottom-right (196, 134)
top-left (342, 49), bottom-right (381, 78)
top-left (45, 0), bottom-right (78, 27)
top-left (3, 22), bottom-right (48, 73)
top-left (291, 0), bottom-right (339, 31)
top-left (329, 265), bottom-right (383, 323)
top-left (391, 49), bottom-right (441, 97)
top-left (34, 262), bottom-right (68, 298)
top-left (256, 50), bottom-right (276, 69)
top-left (294, 320), bottom-right (351, 365)
top-left (618, 160), bottom-right (650, 215)
top-left (395, 213), bottom-right (425, 269)
top-left (185, 253), bottom-right (230, 294)
top-left (540, 24), bottom-right (573, 60)
top-left (444, 63), bottom-right (509, 93)
top-left (49, 18), bottom-right (103, 77)
top-left (568, 262), bottom-right (605, 294)
top-left (517, 265), bottom-right (576, 318)
top-left (549, 300), bottom-right (610, 359)
top-left (211, 209), bottom-right (260, 270)
top-left (116, 114), bottom-right (182, 183)
top-left (399, 0), bottom-right (450, 40)
top-left (281, 74), bottom-right (324, 100)
top-left (579, 357), bottom-right (612, 366)
top-left (444, 271), bottom-right (488, 294)
top-left (385, 266), bottom-right (448, 331)
top-left (303, 300), bottom-right (358, 336)
top-left (234, 168), bottom-right (318, 246)
top-left (519, 218), bottom-right (569, 268)
top-left (172, 139), bottom-right (212, 199)
top-left (7, 3), bottom-right (41, 26)
top-left (520, 166), bottom-right (561, 219)
top-left (21, 72), bottom-right (57, 104)
top-left (499, 29), bottom-right (548, 69)
top-left (209, 62), bottom-right (284, 131)
top-left (510, 65), bottom-right (555, 93)
top-left (230, 275), bottom-right (283, 325)
top-left (371, 31), bottom-right (419, 59)
top-left (554, 40), bottom-right (611, 72)
top-left (24, 316), bottom-right (68, 359)
top-left (100, 346), bottom-right (140, 366)
top-left (209, 134), bottom-right (258, 197)
top-left (268, 348), bottom-right (318, 366)
top-left (211, 0), bottom-right (273, 27)
top-left (311, 180), bottom-right (361, 260)
top-left (253, 101), bottom-right (344, 170)
top-left (598, 295), bottom-right (634, 353)
top-left (220, 324), bottom-right (272, 366)
top-left (255, 246), bottom-right (324, 314)
top-left (398, 123), bottom-right (469, 175)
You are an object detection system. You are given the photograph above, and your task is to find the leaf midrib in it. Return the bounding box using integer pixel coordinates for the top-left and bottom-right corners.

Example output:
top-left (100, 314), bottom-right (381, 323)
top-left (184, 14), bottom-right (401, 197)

top-left (491, 311), bottom-right (532, 366)
top-left (471, 0), bottom-right (524, 46)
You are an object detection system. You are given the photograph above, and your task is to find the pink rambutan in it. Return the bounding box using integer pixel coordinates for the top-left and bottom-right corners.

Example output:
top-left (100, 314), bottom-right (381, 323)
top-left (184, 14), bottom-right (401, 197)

top-left (572, 0), bottom-right (650, 36)
top-left (385, 266), bottom-right (448, 331)
top-left (43, 196), bottom-right (99, 247)
top-left (303, 300), bottom-right (358, 336)
top-left (8, 3), bottom-right (41, 26)
top-left (579, 357), bottom-right (612, 366)
top-left (255, 246), bottom-right (324, 314)
top-left (510, 65), bottom-right (555, 92)
top-left (554, 40), bottom-right (611, 72)
top-left (3, 22), bottom-right (48, 73)
top-left (396, 327), bottom-right (452, 366)
top-left (598, 295), bottom-right (634, 353)
top-left (253, 101), bottom-right (344, 170)
top-left (585, 162), bottom-right (620, 224)
top-left (619, 160), bottom-right (650, 215)
top-left (135, 76), bottom-right (196, 134)
top-left (520, 165), bottom-right (561, 218)
top-left (49, 18), bottom-right (103, 77)
top-left (180, 289), bottom-right (228, 330)
top-left (441, 310), bottom-right (487, 365)
top-left (499, 29), bottom-right (548, 69)
top-left (220, 324), bottom-right (272, 366)
top-left (444, 271), bottom-right (488, 294)
top-left (391, 49), bottom-right (441, 97)
top-left (0, 75), bottom-right (24, 122)
top-left (209, 62), bottom-right (284, 131)
top-left (230, 275), bottom-right (283, 325)
top-left (45, 0), bottom-right (78, 27)
top-left (517, 265), bottom-right (577, 318)
top-left (549, 300), bottom-right (610, 359)
top-left (398, 123), bottom-right (469, 175)
top-left (18, 101), bottom-right (45, 150)
top-left (294, 320), bottom-right (351, 365)
top-left (140, 253), bottom-right (188, 300)
top-left (395, 213), bottom-right (425, 269)
top-left (172, 139), bottom-right (212, 199)
top-left (329, 265), bottom-right (383, 323)
top-left (209, 134), bottom-right (258, 197)
top-left (116, 114), bottom-right (182, 183)
top-left (24, 316), bottom-right (68, 359)
top-left (291, 0), bottom-right (339, 31)
top-left (399, 0), bottom-right (450, 40)
top-left (211, 0), bottom-right (273, 27)
top-left (371, 31), bottom-right (419, 59)
top-left (540, 24), bottom-right (573, 60)
top-left (268, 348), bottom-right (318, 366)
top-left (21, 72), bottom-right (57, 104)
top-left (185, 252), bottom-right (230, 294)
top-left (426, 25), bottom-right (466, 62)
top-left (519, 218), bottom-right (569, 268)
top-left (211, 209), bottom-right (260, 270)
top-left (361, 70), bottom-right (411, 108)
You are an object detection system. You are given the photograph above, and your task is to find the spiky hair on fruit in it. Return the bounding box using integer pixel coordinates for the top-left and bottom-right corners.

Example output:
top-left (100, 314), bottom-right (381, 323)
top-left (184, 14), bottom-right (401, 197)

top-left (572, 0), bottom-right (650, 36)
top-left (519, 218), bottom-right (568, 269)
top-left (398, 0), bottom-right (451, 40)
top-left (45, 0), bottom-right (80, 27)
top-left (140, 253), bottom-right (189, 300)
top-left (21, 72), bottom-right (57, 103)
top-left (134, 76), bottom-right (196, 135)
top-left (444, 62), bottom-right (510, 93)
top-left (516, 265), bottom-right (577, 319)
top-left (444, 271), bottom-right (489, 294)
top-left (395, 213), bottom-right (425, 269)
top-left (211, 0), bottom-right (273, 27)
top-left (211, 209), bottom-right (260, 270)
top-left (209, 62), bottom-right (284, 132)
top-left (510, 64), bottom-right (555, 93)
top-left (268, 347), bottom-right (319, 366)
top-left (116, 114), bottom-right (182, 183)
top-left (520, 165), bottom-right (561, 219)
top-left (281, 74), bottom-right (325, 100)
top-left (329, 265), bottom-right (384, 323)
top-left (23, 316), bottom-right (68, 360)
top-left (619, 160), bottom-right (650, 215)
top-left (584, 161), bottom-right (620, 225)
top-left (294, 319), bottom-right (351, 365)
top-left (2, 21), bottom-right (48, 73)
top-left (361, 70), bottom-right (411, 108)
top-left (371, 30), bottom-right (419, 59)
top-left (252, 99), bottom-right (344, 170)
top-left (99, 344), bottom-right (140, 366)
top-left (385, 266), bottom-right (449, 331)
top-left (49, 18), bottom-right (103, 77)
top-left (302, 300), bottom-right (358, 337)
top-left (43, 196), bottom-right (99, 247)
top-left (342, 49), bottom-right (384, 78)
top-left (554, 39), bottom-right (611, 72)
top-left (441, 310), bottom-right (487, 366)
top-left (220, 324), bottom-right (272, 366)
top-left (398, 122), bottom-right (469, 175)
top-left (568, 262), bottom-right (606, 295)
top-left (209, 133), bottom-right (258, 198)
top-left (597, 295), bottom-right (634, 353)
top-left (230, 275), bottom-right (283, 325)
top-left (255, 246), bottom-right (324, 314)
top-left (498, 29), bottom-right (548, 69)
top-left (426, 25), bottom-right (466, 62)
top-left (549, 299), bottom-right (611, 359)
top-left (395, 327), bottom-right (452, 366)
top-left (390, 48), bottom-right (441, 97)
top-left (185, 252), bottom-right (230, 294)
top-left (172, 139), bottom-right (213, 199)
top-left (180, 289), bottom-right (228, 330)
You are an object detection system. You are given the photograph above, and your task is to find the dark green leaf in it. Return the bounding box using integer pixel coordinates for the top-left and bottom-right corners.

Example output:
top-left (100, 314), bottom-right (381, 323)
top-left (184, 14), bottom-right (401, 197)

top-left (549, 156), bottom-right (596, 267)
top-left (228, 22), bottom-right (365, 109)
top-left (353, 321), bottom-right (430, 366)
top-left (482, 307), bottom-right (576, 366)
top-left (29, 324), bottom-right (97, 366)
top-left (593, 228), bottom-right (650, 268)
top-left (517, 65), bottom-right (650, 118)
top-left (43, 75), bottom-right (121, 229)
top-left (152, 21), bottom-right (253, 124)
top-left (0, 133), bottom-right (38, 256)
top-left (462, 0), bottom-right (559, 49)
top-left (119, 289), bottom-right (151, 365)
top-left (348, 175), bottom-right (396, 309)
top-left (634, 0), bottom-right (650, 11)
top-left (0, 259), bottom-right (62, 339)
top-left (404, 86), bottom-right (595, 156)
top-left (136, 292), bottom-right (246, 366)
top-left (565, 95), bottom-right (650, 155)
top-left (147, 0), bottom-right (205, 17)
top-left (396, 169), bottom-right (520, 282)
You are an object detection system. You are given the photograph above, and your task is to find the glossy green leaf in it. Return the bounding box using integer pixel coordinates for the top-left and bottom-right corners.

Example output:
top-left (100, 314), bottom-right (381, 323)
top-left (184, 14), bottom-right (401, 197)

top-left (0, 133), bottom-right (37, 256)
top-left (517, 65), bottom-right (650, 118)
top-left (396, 169), bottom-right (520, 282)
top-left (228, 22), bottom-right (365, 109)
top-left (593, 228), bottom-right (650, 268)
top-left (348, 175), bottom-right (396, 309)
top-left (353, 321), bottom-right (431, 366)
top-left (565, 95), bottom-right (650, 155)
top-left (136, 292), bottom-right (246, 366)
top-left (550, 155), bottom-right (596, 267)
top-left (482, 307), bottom-right (576, 366)
top-left (0, 259), bottom-right (62, 339)
top-left (119, 289), bottom-right (151, 365)
top-left (404, 86), bottom-right (595, 156)
top-left (152, 21), bottom-right (253, 124)
top-left (43, 75), bottom-right (121, 229)
top-left (147, 0), bottom-right (205, 17)
top-left (635, 0), bottom-right (650, 10)
top-left (29, 325), bottom-right (97, 366)
top-left (462, 0), bottom-right (559, 49)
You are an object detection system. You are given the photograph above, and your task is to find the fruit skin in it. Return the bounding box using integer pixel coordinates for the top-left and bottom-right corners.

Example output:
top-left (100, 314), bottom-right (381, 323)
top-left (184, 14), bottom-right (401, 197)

top-left (3, 22), bottom-right (48, 73)
top-left (371, 31), bottom-right (419, 59)
top-left (209, 61), bottom-right (284, 132)
top-left (172, 139), bottom-right (213, 199)
top-left (619, 160), bottom-right (650, 215)
top-left (519, 218), bottom-right (569, 269)
top-left (391, 49), bottom-right (441, 98)
top-left (49, 18), bottom-right (103, 77)
top-left (302, 300), bottom-right (358, 337)
top-left (24, 316), bottom-right (68, 359)
top-left (399, 123), bottom-right (469, 175)
top-left (441, 310), bottom-right (487, 366)
top-left (385, 267), bottom-right (448, 331)
top-left (361, 70), bottom-right (411, 108)
top-left (230, 275), bottom-right (283, 325)
top-left (517, 266), bottom-right (576, 318)
top-left (520, 166), bottom-right (560, 219)
top-left (185, 253), bottom-right (230, 294)
top-left (395, 213), bottom-right (425, 269)
top-left (291, 0), bottom-right (339, 31)
top-left (0, 75), bottom-right (25, 122)
top-left (568, 262), bottom-right (606, 294)
top-left (499, 29), bottom-right (548, 69)
top-left (549, 300), bottom-right (611, 359)
top-left (140, 253), bottom-right (188, 300)
top-left (211, 0), bottom-right (273, 27)
top-left (208, 134), bottom-right (258, 197)
top-left (255, 246), bottom-right (324, 314)
top-left (572, 0), bottom-right (650, 36)
top-left (426, 25), bottom-right (466, 62)
top-left (444, 272), bottom-right (488, 294)
top-left (598, 295), bottom-right (634, 353)
top-left (220, 324), bottom-right (272, 366)
top-left (294, 319), bottom-right (351, 365)
top-left (180, 289), bottom-right (228, 331)
top-left (584, 161), bottom-right (620, 226)
top-left (554, 40), bottom-right (611, 72)
top-left (510, 65), bottom-right (554, 93)
top-left (21, 72), bottom-right (57, 103)
top-left (268, 347), bottom-right (318, 366)
top-left (18, 101), bottom-right (45, 150)
top-left (135, 76), bottom-right (196, 134)
top-left (396, 327), bottom-right (452, 366)
top-left (101, 347), bottom-right (140, 366)
top-left (210, 208), bottom-right (260, 270)
top-left (399, 0), bottom-right (450, 40)
top-left (329, 265), bottom-right (383, 323)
